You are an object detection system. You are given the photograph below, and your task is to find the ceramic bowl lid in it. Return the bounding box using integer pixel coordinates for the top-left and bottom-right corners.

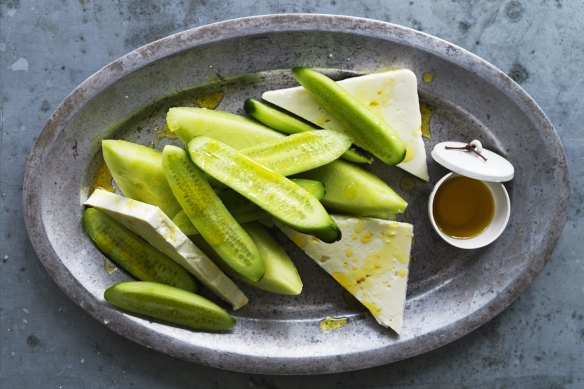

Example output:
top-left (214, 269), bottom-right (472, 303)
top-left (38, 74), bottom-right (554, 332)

top-left (431, 140), bottom-right (514, 182)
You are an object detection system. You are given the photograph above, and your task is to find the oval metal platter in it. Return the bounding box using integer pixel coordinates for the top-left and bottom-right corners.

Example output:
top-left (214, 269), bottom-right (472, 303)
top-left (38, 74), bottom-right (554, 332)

top-left (23, 15), bottom-right (569, 374)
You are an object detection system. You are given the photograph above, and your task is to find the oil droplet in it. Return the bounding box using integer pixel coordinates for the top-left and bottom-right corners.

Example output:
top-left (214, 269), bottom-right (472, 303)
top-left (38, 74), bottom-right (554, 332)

top-left (422, 71), bottom-right (434, 84)
top-left (344, 182), bottom-right (358, 199)
top-left (399, 176), bottom-right (416, 192)
top-left (316, 117), bottom-right (328, 127)
top-left (360, 232), bottom-right (375, 244)
top-left (401, 142), bottom-right (416, 163)
top-left (90, 159), bottom-right (114, 193)
top-left (319, 316), bottom-right (348, 333)
top-left (290, 233), bottom-right (307, 249)
top-left (372, 67), bottom-right (403, 73)
top-left (420, 102), bottom-right (434, 140)
top-left (103, 258), bottom-right (118, 274)
top-left (383, 227), bottom-right (397, 237)
top-left (354, 219), bottom-right (366, 234)
top-left (205, 140), bottom-right (220, 153)
top-left (153, 124), bottom-right (177, 144)
top-left (193, 90), bottom-right (225, 109)
top-left (361, 299), bottom-right (381, 317)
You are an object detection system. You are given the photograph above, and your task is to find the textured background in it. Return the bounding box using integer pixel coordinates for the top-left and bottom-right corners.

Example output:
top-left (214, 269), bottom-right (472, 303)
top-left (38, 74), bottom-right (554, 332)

top-left (1, 0), bottom-right (583, 387)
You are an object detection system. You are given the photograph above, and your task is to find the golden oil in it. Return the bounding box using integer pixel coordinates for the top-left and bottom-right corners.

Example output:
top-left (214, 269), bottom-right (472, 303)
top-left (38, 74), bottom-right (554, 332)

top-left (433, 176), bottom-right (494, 239)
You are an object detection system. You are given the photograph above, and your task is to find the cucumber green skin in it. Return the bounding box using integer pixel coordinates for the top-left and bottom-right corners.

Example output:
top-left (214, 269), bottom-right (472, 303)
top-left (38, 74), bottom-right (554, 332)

top-left (82, 208), bottom-right (197, 292)
top-left (193, 223), bottom-right (303, 295)
top-left (102, 140), bottom-right (182, 218)
top-left (188, 137), bottom-right (341, 243)
top-left (292, 67), bottom-right (406, 165)
top-left (291, 179), bottom-right (325, 200)
top-left (298, 159), bottom-right (408, 217)
top-left (167, 107), bottom-right (283, 147)
top-left (104, 282), bottom-right (235, 331)
top-left (242, 223), bottom-right (302, 295)
top-left (333, 147), bottom-right (372, 164)
top-left (170, 109), bottom-right (407, 217)
top-left (162, 145), bottom-right (265, 282)
top-left (244, 99), bottom-right (372, 164)
top-left (173, 179), bottom-right (325, 236)
top-left (241, 130), bottom-right (351, 177)
top-left (215, 189), bottom-right (270, 224)
top-left (244, 98), bottom-right (317, 134)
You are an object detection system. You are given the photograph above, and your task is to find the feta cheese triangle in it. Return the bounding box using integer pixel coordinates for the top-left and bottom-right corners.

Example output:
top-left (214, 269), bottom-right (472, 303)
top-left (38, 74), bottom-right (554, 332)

top-left (280, 215), bottom-right (413, 333)
top-left (263, 69), bottom-right (428, 181)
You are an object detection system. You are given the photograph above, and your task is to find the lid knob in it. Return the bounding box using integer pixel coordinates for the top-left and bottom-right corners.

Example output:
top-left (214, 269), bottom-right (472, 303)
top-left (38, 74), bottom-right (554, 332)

top-left (469, 139), bottom-right (483, 153)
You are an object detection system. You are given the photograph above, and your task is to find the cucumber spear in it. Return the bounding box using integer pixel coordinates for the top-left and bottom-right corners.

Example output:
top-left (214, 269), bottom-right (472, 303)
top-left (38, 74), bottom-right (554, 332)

top-left (291, 67), bottom-right (406, 165)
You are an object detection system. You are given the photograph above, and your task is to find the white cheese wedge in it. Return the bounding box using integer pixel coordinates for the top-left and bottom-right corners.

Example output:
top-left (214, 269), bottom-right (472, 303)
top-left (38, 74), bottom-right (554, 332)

top-left (263, 69), bottom-right (428, 181)
top-left (280, 215), bottom-right (413, 333)
top-left (85, 189), bottom-right (248, 310)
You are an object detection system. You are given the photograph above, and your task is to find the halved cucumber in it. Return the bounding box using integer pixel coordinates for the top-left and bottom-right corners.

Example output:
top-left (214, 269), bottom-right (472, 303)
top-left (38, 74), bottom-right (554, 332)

top-left (104, 281), bottom-right (235, 331)
top-left (167, 107), bottom-right (284, 147)
top-left (193, 222), bottom-right (303, 295)
top-left (162, 145), bottom-right (264, 282)
top-left (292, 67), bottom-right (406, 165)
top-left (290, 178), bottom-right (326, 200)
top-left (241, 130), bottom-right (351, 176)
top-left (82, 208), bottom-right (197, 292)
top-left (298, 159), bottom-right (408, 217)
top-left (242, 223), bottom-right (302, 295)
top-left (173, 179), bottom-right (326, 236)
top-left (243, 98), bottom-right (372, 164)
top-left (102, 139), bottom-right (181, 218)
top-left (171, 189), bottom-right (266, 236)
top-left (188, 137), bottom-right (341, 243)
top-left (244, 98), bottom-right (317, 134)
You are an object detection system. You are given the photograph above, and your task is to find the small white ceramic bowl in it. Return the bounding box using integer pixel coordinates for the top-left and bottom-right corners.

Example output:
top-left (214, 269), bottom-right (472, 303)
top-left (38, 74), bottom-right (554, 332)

top-left (428, 173), bottom-right (511, 249)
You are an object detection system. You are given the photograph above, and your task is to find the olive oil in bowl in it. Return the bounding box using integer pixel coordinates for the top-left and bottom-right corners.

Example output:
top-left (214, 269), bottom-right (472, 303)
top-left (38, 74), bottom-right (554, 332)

top-left (432, 176), bottom-right (494, 239)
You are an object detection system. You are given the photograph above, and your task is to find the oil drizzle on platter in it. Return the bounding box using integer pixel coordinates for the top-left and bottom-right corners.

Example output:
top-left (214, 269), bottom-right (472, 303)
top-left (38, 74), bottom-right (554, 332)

top-left (103, 258), bottom-right (118, 274)
top-left (320, 316), bottom-right (349, 333)
top-left (90, 159), bottom-right (114, 193)
top-left (420, 102), bottom-right (434, 140)
top-left (153, 124), bottom-right (177, 144)
top-left (422, 71), bottom-right (434, 84)
top-left (194, 90), bottom-right (225, 109)
top-left (399, 176), bottom-right (416, 192)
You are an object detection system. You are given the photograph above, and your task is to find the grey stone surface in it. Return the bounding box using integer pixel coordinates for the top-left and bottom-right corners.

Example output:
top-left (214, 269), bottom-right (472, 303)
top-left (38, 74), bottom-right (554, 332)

top-left (1, 0), bottom-right (582, 387)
